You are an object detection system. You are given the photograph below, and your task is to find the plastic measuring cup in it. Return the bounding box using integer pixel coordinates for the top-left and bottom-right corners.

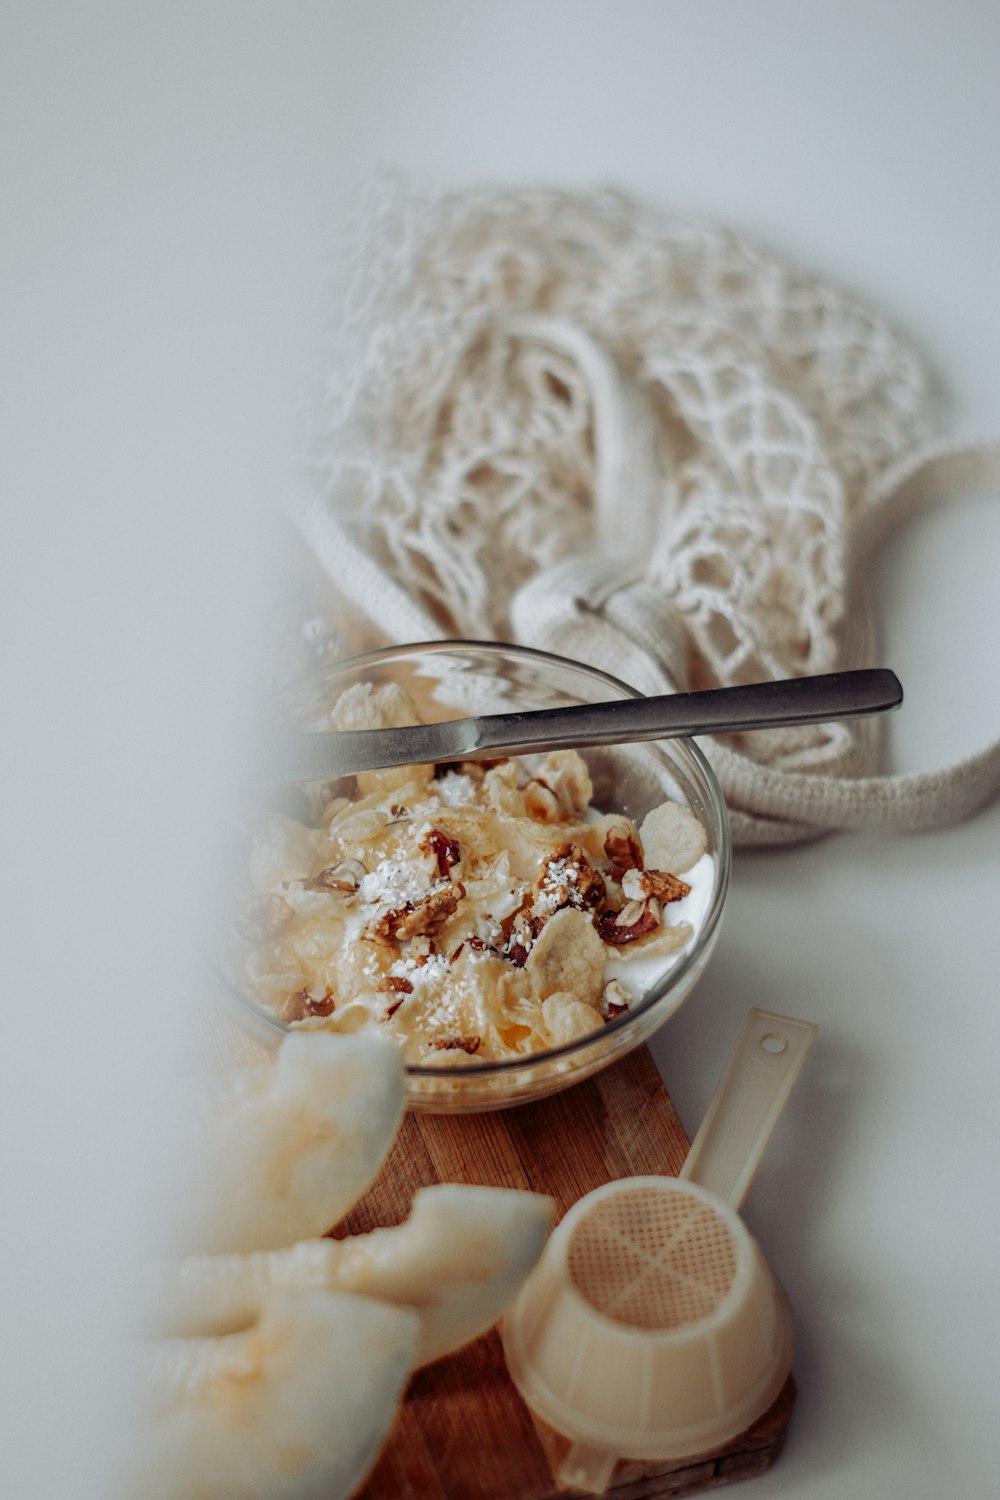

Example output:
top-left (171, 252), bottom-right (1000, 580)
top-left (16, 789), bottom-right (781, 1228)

top-left (502, 1008), bottom-right (817, 1493)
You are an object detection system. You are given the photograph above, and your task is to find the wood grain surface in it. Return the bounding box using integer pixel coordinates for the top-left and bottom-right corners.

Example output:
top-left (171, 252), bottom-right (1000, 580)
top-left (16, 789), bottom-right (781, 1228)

top-left (342, 1046), bottom-right (794, 1499)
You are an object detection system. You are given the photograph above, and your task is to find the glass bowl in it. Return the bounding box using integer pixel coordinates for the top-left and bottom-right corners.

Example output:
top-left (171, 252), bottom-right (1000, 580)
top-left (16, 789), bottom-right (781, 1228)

top-left (225, 641), bottom-right (730, 1112)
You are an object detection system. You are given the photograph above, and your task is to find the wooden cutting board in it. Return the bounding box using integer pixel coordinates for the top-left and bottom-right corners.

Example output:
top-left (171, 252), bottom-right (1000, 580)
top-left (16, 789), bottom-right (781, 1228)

top-left (340, 1046), bottom-right (795, 1499)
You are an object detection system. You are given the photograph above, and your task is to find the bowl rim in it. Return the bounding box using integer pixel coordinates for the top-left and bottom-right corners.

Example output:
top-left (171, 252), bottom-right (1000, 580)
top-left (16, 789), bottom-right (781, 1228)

top-left (228, 638), bottom-right (732, 1081)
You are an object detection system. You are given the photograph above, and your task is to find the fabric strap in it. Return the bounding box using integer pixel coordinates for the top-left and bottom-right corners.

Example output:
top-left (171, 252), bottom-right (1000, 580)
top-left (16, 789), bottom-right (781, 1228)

top-left (288, 186), bottom-right (1000, 844)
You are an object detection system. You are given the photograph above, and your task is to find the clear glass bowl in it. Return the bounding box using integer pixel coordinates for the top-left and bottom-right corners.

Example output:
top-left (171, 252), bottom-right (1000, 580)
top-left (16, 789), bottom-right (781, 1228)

top-left (227, 641), bottom-right (731, 1112)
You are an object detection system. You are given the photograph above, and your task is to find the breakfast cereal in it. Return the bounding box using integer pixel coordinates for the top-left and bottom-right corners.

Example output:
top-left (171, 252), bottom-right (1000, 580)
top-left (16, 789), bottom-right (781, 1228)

top-left (241, 683), bottom-right (713, 1064)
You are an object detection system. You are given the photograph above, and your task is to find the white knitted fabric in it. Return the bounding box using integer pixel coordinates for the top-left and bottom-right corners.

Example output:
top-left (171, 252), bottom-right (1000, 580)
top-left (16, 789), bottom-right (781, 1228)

top-left (293, 182), bottom-right (1000, 844)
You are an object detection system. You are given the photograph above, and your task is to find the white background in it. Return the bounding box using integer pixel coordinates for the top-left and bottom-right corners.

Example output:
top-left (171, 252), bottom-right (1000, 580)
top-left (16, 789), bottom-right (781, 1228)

top-left (3, 3), bottom-right (999, 1497)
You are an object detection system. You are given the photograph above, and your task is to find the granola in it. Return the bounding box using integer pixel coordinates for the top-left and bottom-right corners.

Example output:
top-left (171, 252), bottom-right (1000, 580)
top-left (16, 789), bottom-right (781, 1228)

top-left (241, 683), bottom-right (714, 1065)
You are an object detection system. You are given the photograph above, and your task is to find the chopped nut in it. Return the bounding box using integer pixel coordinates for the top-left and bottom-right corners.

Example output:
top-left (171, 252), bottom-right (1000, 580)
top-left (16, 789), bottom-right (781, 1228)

top-left (382, 997), bottom-right (406, 1021)
top-left (639, 868), bottom-right (691, 903)
top-left (408, 935), bottom-right (436, 965)
top-left (595, 901), bottom-right (661, 945)
top-left (369, 904), bottom-right (414, 943)
top-left (303, 859), bottom-right (366, 894)
top-left (429, 1035), bottom-right (481, 1055)
top-left (279, 988), bottom-right (309, 1022)
top-left (377, 974), bottom-right (414, 995)
top-left (279, 987), bottom-right (335, 1023)
top-left (601, 979), bottom-right (632, 1021)
top-left (533, 843), bottom-right (606, 914)
top-left (503, 902), bottom-right (545, 966)
top-left (604, 823), bottom-right (644, 871)
top-left (392, 882), bottom-right (466, 940)
top-left (418, 828), bottom-right (462, 878)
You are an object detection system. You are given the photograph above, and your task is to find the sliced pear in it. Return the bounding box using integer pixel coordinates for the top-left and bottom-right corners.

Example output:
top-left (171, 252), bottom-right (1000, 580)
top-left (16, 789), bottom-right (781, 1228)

top-left (131, 1291), bottom-right (418, 1500)
top-left (175, 1032), bottom-right (404, 1254)
top-left (332, 1184), bottom-right (555, 1363)
top-left (146, 1185), bottom-right (553, 1365)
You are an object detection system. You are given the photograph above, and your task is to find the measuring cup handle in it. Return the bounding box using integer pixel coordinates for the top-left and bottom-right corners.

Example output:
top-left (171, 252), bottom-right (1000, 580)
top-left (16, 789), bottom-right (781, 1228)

top-left (678, 1008), bottom-right (817, 1211)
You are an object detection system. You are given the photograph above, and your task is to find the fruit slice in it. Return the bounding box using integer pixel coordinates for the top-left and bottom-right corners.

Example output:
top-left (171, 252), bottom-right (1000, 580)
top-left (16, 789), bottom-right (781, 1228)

top-left (146, 1185), bottom-right (553, 1365)
top-left (132, 1291), bottom-right (418, 1500)
top-left (175, 1033), bottom-right (404, 1254)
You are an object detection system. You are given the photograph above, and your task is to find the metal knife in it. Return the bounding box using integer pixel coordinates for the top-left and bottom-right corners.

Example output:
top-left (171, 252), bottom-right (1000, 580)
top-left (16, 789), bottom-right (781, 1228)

top-left (262, 668), bottom-right (903, 784)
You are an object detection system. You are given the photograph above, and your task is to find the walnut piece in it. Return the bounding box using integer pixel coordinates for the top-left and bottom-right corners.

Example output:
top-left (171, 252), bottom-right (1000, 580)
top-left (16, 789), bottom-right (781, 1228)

top-left (408, 935), bottom-right (436, 965)
top-left (377, 975), bottom-right (414, 995)
top-left (279, 987), bottom-right (335, 1023)
top-left (392, 882), bottom-right (466, 940)
top-left (533, 844), bottom-right (606, 915)
top-left (601, 978), bottom-right (632, 1021)
top-left (594, 901), bottom-right (661, 946)
top-left (429, 1035), bottom-right (481, 1055)
top-left (622, 865), bottom-right (690, 904)
top-left (369, 906), bottom-right (412, 944)
top-left (418, 828), bottom-right (462, 878)
top-left (639, 868), bottom-right (691, 903)
top-left (603, 822), bottom-right (644, 871)
top-left (503, 903), bottom-right (545, 968)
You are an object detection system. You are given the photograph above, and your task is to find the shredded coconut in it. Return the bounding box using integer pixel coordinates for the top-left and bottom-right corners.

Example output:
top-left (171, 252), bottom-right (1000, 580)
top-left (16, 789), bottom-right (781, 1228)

top-left (436, 772), bottom-right (476, 807)
top-left (358, 856), bottom-right (436, 909)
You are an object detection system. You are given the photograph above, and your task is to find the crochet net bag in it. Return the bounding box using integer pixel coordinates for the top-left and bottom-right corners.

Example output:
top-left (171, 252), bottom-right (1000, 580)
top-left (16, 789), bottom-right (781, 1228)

top-left (291, 182), bottom-right (1000, 844)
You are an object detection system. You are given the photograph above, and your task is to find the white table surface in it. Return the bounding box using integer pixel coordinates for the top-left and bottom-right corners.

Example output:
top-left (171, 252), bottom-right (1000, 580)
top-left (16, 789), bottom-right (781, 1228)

top-left (4, 4), bottom-right (999, 1497)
